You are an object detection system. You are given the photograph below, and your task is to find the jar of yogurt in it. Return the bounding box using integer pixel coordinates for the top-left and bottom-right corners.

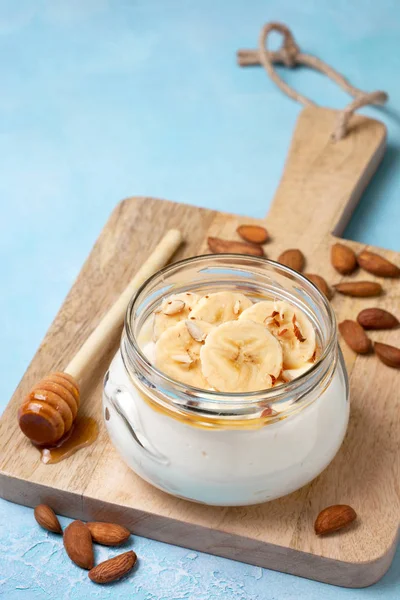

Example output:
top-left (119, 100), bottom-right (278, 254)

top-left (103, 255), bottom-right (349, 506)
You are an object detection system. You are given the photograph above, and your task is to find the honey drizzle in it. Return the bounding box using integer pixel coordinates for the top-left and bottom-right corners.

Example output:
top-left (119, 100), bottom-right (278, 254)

top-left (37, 416), bottom-right (99, 464)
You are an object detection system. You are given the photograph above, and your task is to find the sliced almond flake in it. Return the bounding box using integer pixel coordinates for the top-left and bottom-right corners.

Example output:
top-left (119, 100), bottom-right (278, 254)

top-left (264, 315), bottom-right (281, 328)
top-left (269, 374), bottom-right (277, 385)
top-left (281, 369), bottom-right (295, 382)
top-left (185, 320), bottom-right (207, 342)
top-left (162, 299), bottom-right (185, 315)
top-left (171, 353), bottom-right (193, 364)
top-left (233, 300), bottom-right (241, 315)
top-left (273, 302), bottom-right (285, 320)
top-left (293, 319), bottom-right (306, 343)
top-left (278, 328), bottom-right (288, 336)
top-left (271, 311), bottom-right (279, 318)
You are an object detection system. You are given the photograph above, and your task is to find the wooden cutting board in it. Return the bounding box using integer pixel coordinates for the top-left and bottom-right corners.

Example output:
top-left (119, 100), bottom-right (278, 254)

top-left (0, 107), bottom-right (399, 588)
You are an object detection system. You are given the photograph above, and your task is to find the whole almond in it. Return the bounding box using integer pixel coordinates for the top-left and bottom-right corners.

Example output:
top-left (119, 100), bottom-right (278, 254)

top-left (208, 237), bottom-right (264, 257)
top-left (237, 224), bottom-right (269, 245)
top-left (357, 250), bottom-right (400, 278)
top-left (89, 550), bottom-right (137, 584)
top-left (34, 504), bottom-right (62, 534)
top-left (304, 273), bottom-right (333, 300)
top-left (331, 243), bottom-right (357, 275)
top-left (277, 249), bottom-right (305, 272)
top-left (86, 522), bottom-right (131, 546)
top-left (63, 520), bottom-right (94, 569)
top-left (339, 320), bottom-right (371, 354)
top-left (357, 308), bottom-right (398, 330)
top-left (374, 342), bottom-right (400, 369)
top-left (333, 281), bottom-right (382, 297)
top-left (315, 505), bottom-right (357, 535)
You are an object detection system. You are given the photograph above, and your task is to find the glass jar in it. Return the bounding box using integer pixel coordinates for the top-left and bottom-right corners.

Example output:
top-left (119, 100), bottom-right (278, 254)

top-left (103, 255), bottom-right (349, 506)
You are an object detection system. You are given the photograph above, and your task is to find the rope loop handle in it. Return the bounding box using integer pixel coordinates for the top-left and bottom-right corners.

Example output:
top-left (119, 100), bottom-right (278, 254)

top-left (264, 22), bottom-right (300, 68)
top-left (237, 22), bottom-right (388, 141)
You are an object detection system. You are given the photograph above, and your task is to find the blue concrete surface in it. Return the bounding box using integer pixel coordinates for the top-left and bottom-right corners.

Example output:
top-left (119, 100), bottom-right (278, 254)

top-left (0, 1), bottom-right (399, 598)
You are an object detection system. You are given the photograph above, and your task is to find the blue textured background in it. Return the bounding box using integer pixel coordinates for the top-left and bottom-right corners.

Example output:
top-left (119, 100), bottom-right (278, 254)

top-left (1, 1), bottom-right (399, 598)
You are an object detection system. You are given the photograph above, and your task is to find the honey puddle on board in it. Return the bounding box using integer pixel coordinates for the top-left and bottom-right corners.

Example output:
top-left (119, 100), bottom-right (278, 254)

top-left (37, 416), bottom-right (99, 464)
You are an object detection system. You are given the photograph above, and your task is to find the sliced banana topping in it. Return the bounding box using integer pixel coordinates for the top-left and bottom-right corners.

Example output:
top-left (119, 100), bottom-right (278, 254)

top-left (153, 292), bottom-right (200, 341)
top-left (281, 364), bottom-right (313, 382)
top-left (189, 291), bottom-right (252, 326)
top-left (155, 320), bottom-right (213, 388)
top-left (200, 320), bottom-right (283, 393)
top-left (147, 291), bottom-right (317, 390)
top-left (239, 300), bottom-right (316, 369)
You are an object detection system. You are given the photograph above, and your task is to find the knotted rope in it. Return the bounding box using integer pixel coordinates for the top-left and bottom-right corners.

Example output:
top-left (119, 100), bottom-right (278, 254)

top-left (237, 22), bottom-right (388, 141)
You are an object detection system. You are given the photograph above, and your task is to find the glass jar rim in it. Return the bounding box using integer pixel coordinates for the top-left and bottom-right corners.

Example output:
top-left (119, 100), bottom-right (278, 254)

top-left (123, 254), bottom-right (337, 410)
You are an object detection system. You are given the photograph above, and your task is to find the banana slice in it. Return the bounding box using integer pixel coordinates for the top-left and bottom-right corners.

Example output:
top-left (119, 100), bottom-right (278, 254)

top-left (153, 292), bottom-right (199, 341)
top-left (189, 291), bottom-right (252, 326)
top-left (282, 364), bottom-right (313, 382)
top-left (155, 320), bottom-right (213, 388)
top-left (239, 300), bottom-right (316, 369)
top-left (200, 320), bottom-right (283, 393)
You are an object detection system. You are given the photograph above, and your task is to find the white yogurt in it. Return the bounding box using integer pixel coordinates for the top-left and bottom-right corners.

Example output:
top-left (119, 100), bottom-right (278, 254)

top-left (103, 349), bottom-right (349, 506)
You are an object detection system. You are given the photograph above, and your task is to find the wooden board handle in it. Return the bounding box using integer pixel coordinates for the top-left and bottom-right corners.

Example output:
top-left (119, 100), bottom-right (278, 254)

top-left (65, 229), bottom-right (182, 381)
top-left (266, 107), bottom-right (386, 239)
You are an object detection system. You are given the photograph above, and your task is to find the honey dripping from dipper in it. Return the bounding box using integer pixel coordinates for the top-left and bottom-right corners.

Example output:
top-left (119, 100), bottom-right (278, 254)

top-left (38, 416), bottom-right (98, 464)
top-left (18, 372), bottom-right (98, 464)
top-left (16, 232), bottom-right (184, 463)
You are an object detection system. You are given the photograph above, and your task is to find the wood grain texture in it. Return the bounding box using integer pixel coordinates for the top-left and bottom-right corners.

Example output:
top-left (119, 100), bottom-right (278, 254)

top-left (1, 107), bottom-right (399, 588)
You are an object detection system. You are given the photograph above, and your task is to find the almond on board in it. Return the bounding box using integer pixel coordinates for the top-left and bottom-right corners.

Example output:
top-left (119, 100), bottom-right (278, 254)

top-left (314, 505), bottom-right (357, 535)
top-left (236, 224), bottom-right (269, 245)
top-left (277, 249), bottom-right (305, 272)
top-left (339, 320), bottom-right (371, 354)
top-left (34, 504), bottom-right (62, 534)
top-left (63, 520), bottom-right (94, 570)
top-left (333, 281), bottom-right (382, 297)
top-left (357, 308), bottom-right (399, 330)
top-left (374, 342), bottom-right (400, 369)
top-left (357, 250), bottom-right (400, 278)
top-left (331, 243), bottom-right (357, 275)
top-left (207, 237), bottom-right (264, 257)
top-left (304, 273), bottom-right (333, 300)
top-left (88, 550), bottom-right (137, 584)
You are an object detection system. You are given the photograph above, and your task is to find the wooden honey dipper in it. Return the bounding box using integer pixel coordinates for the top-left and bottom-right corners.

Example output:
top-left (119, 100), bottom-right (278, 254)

top-left (18, 229), bottom-right (183, 446)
